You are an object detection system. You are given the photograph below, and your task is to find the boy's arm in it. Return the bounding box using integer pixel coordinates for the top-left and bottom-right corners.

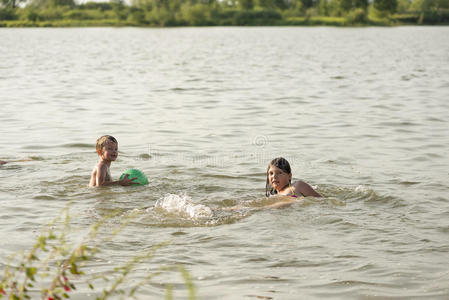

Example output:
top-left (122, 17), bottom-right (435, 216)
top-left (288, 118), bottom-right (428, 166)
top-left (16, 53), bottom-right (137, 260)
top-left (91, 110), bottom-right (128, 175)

top-left (96, 164), bottom-right (118, 186)
top-left (96, 165), bottom-right (138, 186)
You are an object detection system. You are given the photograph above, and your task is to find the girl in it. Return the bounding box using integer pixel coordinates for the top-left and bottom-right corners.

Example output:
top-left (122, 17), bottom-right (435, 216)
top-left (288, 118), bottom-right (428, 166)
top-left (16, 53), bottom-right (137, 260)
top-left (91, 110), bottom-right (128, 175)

top-left (225, 157), bottom-right (321, 211)
top-left (266, 157), bottom-right (321, 198)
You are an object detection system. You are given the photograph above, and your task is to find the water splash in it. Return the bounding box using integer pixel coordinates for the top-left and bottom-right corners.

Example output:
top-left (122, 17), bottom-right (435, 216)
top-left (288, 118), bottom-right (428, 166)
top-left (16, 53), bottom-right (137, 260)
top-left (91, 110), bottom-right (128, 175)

top-left (354, 185), bottom-right (371, 193)
top-left (153, 194), bottom-right (213, 220)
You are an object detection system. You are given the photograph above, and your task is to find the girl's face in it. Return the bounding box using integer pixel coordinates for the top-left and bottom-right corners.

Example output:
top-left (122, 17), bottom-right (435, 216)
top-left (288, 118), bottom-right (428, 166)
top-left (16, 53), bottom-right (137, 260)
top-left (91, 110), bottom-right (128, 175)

top-left (100, 141), bottom-right (118, 162)
top-left (268, 165), bottom-right (292, 191)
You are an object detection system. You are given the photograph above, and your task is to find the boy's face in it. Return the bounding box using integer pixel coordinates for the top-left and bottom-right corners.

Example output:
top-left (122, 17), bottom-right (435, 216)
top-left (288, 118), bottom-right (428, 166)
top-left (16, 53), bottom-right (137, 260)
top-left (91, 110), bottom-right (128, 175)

top-left (99, 140), bottom-right (118, 162)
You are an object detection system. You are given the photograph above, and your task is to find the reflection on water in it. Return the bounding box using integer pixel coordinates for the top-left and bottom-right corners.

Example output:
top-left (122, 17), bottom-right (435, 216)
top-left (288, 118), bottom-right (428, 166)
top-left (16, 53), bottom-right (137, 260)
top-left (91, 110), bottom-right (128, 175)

top-left (1, 27), bottom-right (449, 299)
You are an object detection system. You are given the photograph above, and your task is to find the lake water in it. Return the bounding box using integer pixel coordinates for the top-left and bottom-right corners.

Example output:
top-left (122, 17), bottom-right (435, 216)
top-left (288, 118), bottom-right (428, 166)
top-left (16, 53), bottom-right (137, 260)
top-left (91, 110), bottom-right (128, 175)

top-left (0, 26), bottom-right (449, 299)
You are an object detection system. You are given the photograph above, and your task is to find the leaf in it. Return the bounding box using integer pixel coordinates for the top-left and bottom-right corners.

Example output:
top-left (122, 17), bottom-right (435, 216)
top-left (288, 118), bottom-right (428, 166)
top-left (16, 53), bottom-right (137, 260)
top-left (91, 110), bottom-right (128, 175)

top-left (88, 283), bottom-right (94, 290)
top-left (178, 265), bottom-right (195, 300)
top-left (38, 236), bottom-right (47, 251)
top-left (26, 267), bottom-right (37, 281)
top-left (165, 284), bottom-right (173, 300)
top-left (48, 231), bottom-right (57, 240)
top-left (69, 263), bottom-right (80, 275)
top-left (30, 254), bottom-right (39, 261)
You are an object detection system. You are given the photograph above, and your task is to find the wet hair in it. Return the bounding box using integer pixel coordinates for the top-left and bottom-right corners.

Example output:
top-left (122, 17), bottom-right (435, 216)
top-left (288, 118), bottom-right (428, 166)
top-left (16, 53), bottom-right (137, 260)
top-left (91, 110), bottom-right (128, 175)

top-left (265, 157), bottom-right (292, 197)
top-left (96, 135), bottom-right (117, 153)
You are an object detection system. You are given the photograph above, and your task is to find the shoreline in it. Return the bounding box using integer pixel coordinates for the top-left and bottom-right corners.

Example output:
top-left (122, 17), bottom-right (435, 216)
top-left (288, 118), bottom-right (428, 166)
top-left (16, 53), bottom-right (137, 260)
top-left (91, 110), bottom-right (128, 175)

top-left (1, 7), bottom-right (448, 28)
top-left (1, 19), bottom-right (448, 28)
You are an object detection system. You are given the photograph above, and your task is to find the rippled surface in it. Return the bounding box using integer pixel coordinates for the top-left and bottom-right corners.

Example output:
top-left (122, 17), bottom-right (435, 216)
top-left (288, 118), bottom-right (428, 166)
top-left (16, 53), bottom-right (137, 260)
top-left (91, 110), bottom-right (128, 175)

top-left (1, 27), bottom-right (449, 299)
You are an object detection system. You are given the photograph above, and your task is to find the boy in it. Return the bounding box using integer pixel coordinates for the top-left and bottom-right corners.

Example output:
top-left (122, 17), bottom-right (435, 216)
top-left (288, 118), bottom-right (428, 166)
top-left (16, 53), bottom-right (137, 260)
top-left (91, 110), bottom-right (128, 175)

top-left (89, 135), bottom-right (137, 187)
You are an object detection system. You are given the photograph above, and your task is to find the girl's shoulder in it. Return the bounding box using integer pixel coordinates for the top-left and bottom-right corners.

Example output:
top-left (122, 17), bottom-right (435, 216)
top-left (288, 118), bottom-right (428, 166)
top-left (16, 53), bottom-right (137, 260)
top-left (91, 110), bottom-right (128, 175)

top-left (292, 180), bottom-right (307, 189)
top-left (292, 180), bottom-right (321, 197)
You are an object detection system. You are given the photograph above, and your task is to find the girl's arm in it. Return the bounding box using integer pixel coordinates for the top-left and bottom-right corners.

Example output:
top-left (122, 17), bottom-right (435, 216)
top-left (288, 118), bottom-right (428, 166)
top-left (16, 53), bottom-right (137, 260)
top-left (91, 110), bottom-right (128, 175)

top-left (223, 197), bottom-right (296, 211)
top-left (263, 198), bottom-right (296, 208)
top-left (294, 181), bottom-right (322, 197)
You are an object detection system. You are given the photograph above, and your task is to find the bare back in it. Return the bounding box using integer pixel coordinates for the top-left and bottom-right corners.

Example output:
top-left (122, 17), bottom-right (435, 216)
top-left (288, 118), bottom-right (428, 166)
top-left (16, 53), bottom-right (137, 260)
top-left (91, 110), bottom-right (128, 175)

top-left (89, 162), bottom-right (111, 187)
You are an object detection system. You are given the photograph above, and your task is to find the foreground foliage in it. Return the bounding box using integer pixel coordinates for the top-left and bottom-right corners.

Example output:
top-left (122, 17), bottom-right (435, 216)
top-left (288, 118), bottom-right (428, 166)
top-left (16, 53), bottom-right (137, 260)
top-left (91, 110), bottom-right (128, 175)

top-left (0, 206), bottom-right (195, 300)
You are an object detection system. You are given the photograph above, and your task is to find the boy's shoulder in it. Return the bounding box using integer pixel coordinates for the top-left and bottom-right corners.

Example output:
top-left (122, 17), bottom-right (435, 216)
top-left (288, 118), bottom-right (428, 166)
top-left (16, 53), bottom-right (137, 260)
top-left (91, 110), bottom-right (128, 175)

top-left (96, 161), bottom-right (109, 171)
top-left (91, 161), bottom-right (108, 173)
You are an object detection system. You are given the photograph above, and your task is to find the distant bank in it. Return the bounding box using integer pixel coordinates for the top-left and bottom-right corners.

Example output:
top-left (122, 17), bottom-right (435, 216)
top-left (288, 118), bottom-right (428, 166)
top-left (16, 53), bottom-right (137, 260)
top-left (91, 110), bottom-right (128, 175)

top-left (1, 0), bottom-right (448, 27)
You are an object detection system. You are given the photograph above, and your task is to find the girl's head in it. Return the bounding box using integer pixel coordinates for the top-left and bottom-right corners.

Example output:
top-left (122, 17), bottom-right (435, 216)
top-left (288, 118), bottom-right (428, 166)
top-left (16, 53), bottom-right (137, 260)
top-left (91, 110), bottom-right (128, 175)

top-left (266, 157), bottom-right (292, 197)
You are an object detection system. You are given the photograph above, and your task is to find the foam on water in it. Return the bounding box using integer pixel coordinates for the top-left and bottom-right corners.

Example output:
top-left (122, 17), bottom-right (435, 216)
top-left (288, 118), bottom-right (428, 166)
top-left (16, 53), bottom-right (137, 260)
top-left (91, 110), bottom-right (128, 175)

top-left (354, 185), bottom-right (370, 193)
top-left (153, 194), bottom-right (213, 220)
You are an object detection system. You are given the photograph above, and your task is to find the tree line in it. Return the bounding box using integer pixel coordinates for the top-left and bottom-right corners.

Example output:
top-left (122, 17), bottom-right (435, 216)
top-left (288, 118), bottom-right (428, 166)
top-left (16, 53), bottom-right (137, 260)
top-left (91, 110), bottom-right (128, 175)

top-left (1, 0), bottom-right (448, 26)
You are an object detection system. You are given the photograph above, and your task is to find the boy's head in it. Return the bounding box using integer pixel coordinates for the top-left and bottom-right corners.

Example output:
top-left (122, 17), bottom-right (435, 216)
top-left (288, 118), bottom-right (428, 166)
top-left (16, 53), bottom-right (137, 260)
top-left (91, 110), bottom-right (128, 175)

top-left (96, 135), bottom-right (118, 156)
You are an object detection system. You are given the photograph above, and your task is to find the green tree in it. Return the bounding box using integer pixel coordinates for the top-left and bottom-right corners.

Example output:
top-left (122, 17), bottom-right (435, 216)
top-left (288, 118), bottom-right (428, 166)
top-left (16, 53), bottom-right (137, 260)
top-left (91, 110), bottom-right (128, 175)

top-left (131, 0), bottom-right (152, 10)
top-left (327, 0), bottom-right (343, 16)
top-left (239, 0), bottom-right (254, 9)
top-left (354, 0), bottom-right (368, 10)
top-left (274, 0), bottom-right (288, 9)
top-left (417, 0), bottom-right (449, 10)
top-left (339, 0), bottom-right (353, 11)
top-left (288, 0), bottom-right (302, 10)
top-left (318, 0), bottom-right (328, 15)
top-left (0, 6), bottom-right (17, 19)
top-left (256, 0), bottom-right (275, 9)
top-left (202, 0), bottom-right (217, 6)
top-left (300, 0), bottom-right (315, 9)
top-left (148, 0), bottom-right (170, 10)
top-left (49, 0), bottom-right (74, 6)
top-left (412, 0), bottom-right (449, 23)
top-left (374, 0), bottom-right (398, 15)
top-left (28, 0), bottom-right (74, 8)
top-left (397, 0), bottom-right (412, 13)
top-left (0, 0), bottom-right (25, 8)
top-left (331, 0), bottom-right (369, 13)
top-left (180, 3), bottom-right (210, 24)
